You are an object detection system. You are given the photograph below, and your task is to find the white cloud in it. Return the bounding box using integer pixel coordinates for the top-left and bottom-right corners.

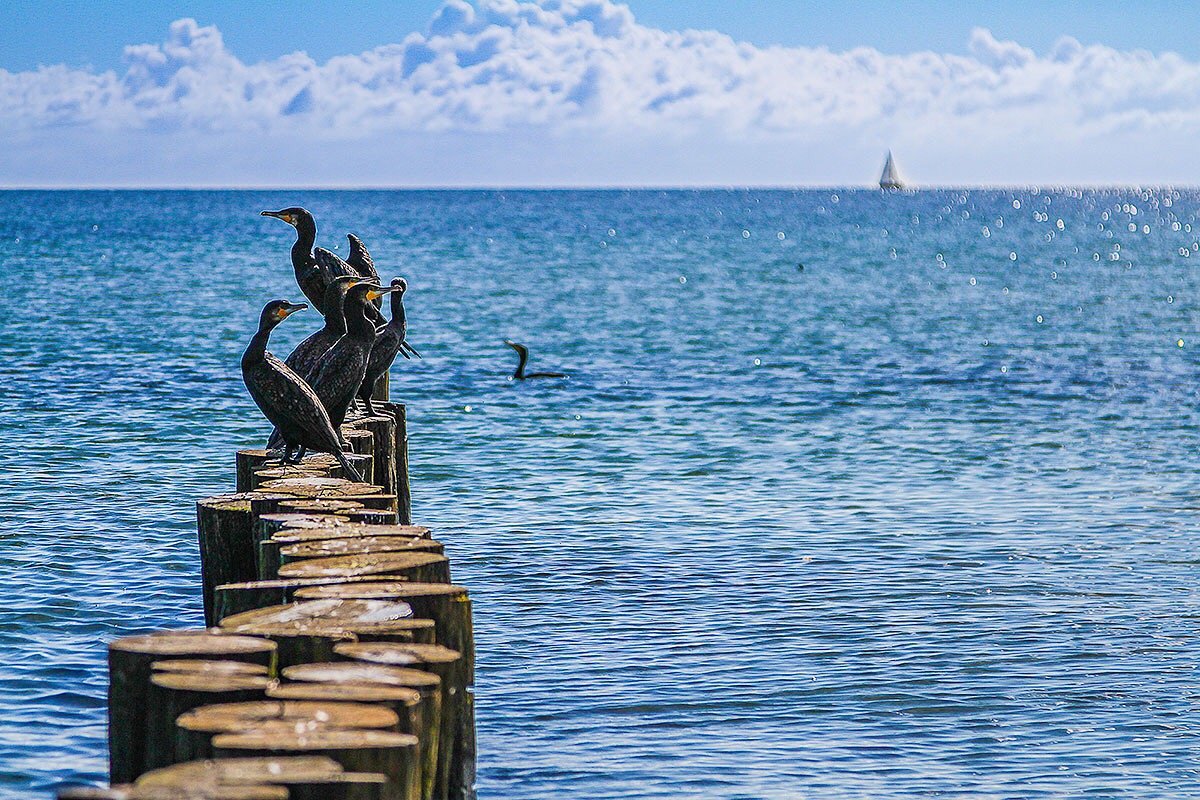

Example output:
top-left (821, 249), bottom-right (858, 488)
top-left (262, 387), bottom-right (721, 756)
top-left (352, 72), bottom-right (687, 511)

top-left (3, 0), bottom-right (1200, 184)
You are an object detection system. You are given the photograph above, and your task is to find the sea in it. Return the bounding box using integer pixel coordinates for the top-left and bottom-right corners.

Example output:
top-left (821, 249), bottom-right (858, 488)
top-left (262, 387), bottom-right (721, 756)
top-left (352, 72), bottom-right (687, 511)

top-left (3, 188), bottom-right (1200, 799)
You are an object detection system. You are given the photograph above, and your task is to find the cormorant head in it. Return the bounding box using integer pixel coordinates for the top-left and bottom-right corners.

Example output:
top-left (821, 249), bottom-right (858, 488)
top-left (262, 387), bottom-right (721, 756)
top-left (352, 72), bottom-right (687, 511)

top-left (259, 300), bottom-right (307, 329)
top-left (504, 340), bottom-right (528, 357)
top-left (260, 207), bottom-right (313, 229)
top-left (347, 281), bottom-right (401, 306)
top-left (390, 277), bottom-right (408, 295)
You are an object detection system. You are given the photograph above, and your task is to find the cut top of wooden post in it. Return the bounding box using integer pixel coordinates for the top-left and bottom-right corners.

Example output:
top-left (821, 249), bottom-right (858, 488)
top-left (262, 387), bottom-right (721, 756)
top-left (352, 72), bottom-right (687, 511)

top-left (151, 660), bottom-right (270, 677)
top-left (333, 642), bottom-right (461, 667)
top-left (135, 755), bottom-right (351, 790)
top-left (111, 632), bottom-right (277, 659)
top-left (176, 700), bottom-right (400, 734)
top-left (272, 524), bottom-right (431, 544)
top-left (212, 727), bottom-right (419, 752)
top-left (276, 551), bottom-right (447, 580)
top-left (277, 499), bottom-right (366, 514)
top-left (220, 600), bottom-right (415, 632)
top-left (294, 582), bottom-right (468, 601)
top-left (279, 536), bottom-right (441, 561)
top-left (258, 477), bottom-right (382, 498)
top-left (197, 492), bottom-right (295, 514)
top-left (267, 681), bottom-right (422, 707)
top-left (282, 662), bottom-right (441, 689)
top-left (149, 672), bottom-right (274, 693)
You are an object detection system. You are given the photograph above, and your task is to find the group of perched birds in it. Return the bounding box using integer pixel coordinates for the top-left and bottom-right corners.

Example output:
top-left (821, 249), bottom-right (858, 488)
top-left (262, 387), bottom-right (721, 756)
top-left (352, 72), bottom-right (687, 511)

top-left (242, 207), bottom-right (419, 483)
top-left (242, 206), bottom-right (566, 482)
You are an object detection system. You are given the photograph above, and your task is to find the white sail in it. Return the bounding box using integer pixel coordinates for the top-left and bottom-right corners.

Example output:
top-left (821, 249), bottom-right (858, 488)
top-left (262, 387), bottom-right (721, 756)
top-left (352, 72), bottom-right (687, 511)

top-left (879, 151), bottom-right (905, 189)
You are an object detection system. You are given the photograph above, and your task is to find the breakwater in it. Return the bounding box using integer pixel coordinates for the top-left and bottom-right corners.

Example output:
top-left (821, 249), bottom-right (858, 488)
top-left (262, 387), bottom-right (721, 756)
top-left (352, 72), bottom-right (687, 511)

top-left (60, 402), bottom-right (475, 800)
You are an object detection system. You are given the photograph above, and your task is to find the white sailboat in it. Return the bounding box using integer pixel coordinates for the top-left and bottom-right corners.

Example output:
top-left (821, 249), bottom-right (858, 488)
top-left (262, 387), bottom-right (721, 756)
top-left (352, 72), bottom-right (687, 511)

top-left (879, 151), bottom-right (905, 190)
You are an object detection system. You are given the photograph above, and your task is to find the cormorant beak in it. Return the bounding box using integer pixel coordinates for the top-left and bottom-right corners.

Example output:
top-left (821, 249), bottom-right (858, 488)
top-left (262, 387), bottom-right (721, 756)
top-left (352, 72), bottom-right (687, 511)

top-left (503, 340), bottom-right (518, 350)
top-left (280, 302), bottom-right (308, 317)
top-left (365, 285), bottom-right (402, 302)
top-left (261, 210), bottom-right (296, 225)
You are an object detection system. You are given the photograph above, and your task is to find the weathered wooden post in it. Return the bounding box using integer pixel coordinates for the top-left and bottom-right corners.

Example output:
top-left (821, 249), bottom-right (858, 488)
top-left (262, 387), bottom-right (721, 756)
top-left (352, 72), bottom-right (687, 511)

top-left (380, 403), bottom-right (412, 524)
top-left (144, 671), bottom-right (273, 771)
top-left (296, 583), bottom-right (474, 800)
top-left (213, 729), bottom-right (420, 800)
top-left (108, 631), bottom-right (277, 783)
top-left (334, 643), bottom-right (465, 800)
top-left (174, 700), bottom-right (400, 762)
top-left (196, 492), bottom-right (291, 625)
top-left (282, 662), bottom-right (442, 800)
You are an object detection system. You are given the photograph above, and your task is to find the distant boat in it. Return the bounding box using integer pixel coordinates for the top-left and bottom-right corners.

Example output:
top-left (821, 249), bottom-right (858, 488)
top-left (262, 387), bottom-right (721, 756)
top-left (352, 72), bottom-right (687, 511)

top-left (879, 151), bottom-right (905, 190)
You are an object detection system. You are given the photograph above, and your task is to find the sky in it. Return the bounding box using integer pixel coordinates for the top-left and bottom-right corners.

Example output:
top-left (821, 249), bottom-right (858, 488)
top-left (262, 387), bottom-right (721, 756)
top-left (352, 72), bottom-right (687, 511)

top-left (2, 0), bottom-right (1199, 187)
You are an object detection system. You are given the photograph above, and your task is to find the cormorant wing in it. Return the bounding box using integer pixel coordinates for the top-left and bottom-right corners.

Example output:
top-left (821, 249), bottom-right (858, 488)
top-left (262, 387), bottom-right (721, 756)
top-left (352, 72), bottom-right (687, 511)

top-left (255, 352), bottom-right (340, 448)
top-left (314, 247), bottom-right (358, 281)
top-left (347, 234), bottom-right (380, 282)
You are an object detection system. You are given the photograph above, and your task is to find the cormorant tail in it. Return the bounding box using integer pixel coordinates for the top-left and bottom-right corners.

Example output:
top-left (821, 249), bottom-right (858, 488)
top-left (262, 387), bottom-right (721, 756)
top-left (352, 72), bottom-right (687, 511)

top-left (334, 449), bottom-right (364, 483)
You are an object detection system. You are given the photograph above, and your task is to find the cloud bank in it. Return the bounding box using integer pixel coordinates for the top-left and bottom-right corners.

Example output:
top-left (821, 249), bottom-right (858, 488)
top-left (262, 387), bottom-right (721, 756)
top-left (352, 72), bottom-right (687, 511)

top-left (2, 0), bottom-right (1199, 185)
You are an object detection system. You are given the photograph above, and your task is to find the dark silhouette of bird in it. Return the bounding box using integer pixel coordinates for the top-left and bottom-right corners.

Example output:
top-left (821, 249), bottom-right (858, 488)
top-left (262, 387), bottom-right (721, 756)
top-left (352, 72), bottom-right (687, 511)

top-left (260, 207), bottom-right (326, 312)
top-left (505, 340), bottom-right (567, 380)
top-left (316, 246), bottom-right (386, 326)
top-left (358, 278), bottom-right (421, 416)
top-left (284, 274), bottom-right (362, 381)
top-left (309, 281), bottom-right (402, 434)
top-left (241, 300), bottom-right (364, 481)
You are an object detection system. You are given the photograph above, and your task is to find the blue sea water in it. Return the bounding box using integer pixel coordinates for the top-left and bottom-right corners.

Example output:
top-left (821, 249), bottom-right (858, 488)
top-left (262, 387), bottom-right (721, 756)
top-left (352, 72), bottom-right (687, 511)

top-left (3, 188), bottom-right (1200, 798)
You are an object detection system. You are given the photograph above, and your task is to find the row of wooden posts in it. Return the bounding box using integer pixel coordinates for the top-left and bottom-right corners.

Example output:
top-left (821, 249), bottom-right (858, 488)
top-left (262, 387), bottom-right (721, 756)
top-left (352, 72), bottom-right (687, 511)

top-left (59, 400), bottom-right (477, 800)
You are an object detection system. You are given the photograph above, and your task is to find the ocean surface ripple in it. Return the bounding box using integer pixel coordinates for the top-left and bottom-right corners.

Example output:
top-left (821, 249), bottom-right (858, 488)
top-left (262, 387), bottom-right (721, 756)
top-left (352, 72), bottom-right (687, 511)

top-left (2, 189), bottom-right (1200, 798)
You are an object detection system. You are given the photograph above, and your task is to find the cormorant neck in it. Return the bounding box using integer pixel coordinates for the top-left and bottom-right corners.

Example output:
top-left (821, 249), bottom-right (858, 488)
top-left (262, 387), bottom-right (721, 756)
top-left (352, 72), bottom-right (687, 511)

top-left (323, 305), bottom-right (347, 336)
top-left (512, 349), bottom-right (527, 380)
top-left (291, 220), bottom-right (316, 265)
top-left (346, 300), bottom-right (377, 341)
top-left (389, 292), bottom-right (406, 330)
top-left (243, 326), bottom-right (272, 367)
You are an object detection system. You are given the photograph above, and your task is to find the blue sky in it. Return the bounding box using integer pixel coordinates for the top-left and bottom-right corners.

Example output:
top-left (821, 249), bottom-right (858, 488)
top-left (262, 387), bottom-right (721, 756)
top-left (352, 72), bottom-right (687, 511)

top-left (2, 0), bottom-right (1198, 186)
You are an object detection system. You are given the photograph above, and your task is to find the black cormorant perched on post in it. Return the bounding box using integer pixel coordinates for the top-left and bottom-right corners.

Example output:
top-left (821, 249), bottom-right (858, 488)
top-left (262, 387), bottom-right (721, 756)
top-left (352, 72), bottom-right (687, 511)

top-left (241, 300), bottom-right (364, 481)
top-left (505, 341), bottom-right (567, 380)
top-left (316, 246), bottom-right (386, 326)
top-left (358, 278), bottom-right (421, 416)
top-left (260, 207), bottom-right (327, 312)
top-left (284, 274), bottom-right (361, 381)
top-left (309, 281), bottom-right (402, 432)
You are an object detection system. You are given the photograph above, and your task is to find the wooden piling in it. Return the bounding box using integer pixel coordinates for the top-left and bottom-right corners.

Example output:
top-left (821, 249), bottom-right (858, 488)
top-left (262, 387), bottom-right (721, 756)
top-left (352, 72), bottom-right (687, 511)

top-left (99, 380), bottom-right (475, 799)
top-left (333, 643), bottom-right (465, 800)
top-left (144, 672), bottom-right (273, 772)
top-left (277, 552), bottom-right (450, 584)
top-left (108, 632), bottom-right (277, 784)
top-left (196, 492), bottom-right (292, 625)
top-left (379, 403), bottom-right (413, 525)
top-left (357, 414), bottom-right (398, 497)
top-left (282, 663), bottom-right (442, 800)
top-left (213, 729), bottom-right (420, 800)
top-left (174, 700), bottom-right (400, 762)
top-left (294, 582), bottom-right (475, 800)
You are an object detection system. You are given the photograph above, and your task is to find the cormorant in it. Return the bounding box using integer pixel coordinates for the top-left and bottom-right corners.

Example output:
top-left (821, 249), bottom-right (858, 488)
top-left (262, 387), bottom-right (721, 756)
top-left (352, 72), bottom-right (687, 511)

top-left (358, 278), bottom-right (421, 416)
top-left (260, 208), bottom-right (326, 312)
top-left (241, 300), bottom-right (364, 481)
top-left (284, 274), bottom-right (361, 381)
top-left (316, 246), bottom-right (386, 327)
top-left (308, 281), bottom-right (402, 432)
top-left (505, 341), bottom-right (567, 380)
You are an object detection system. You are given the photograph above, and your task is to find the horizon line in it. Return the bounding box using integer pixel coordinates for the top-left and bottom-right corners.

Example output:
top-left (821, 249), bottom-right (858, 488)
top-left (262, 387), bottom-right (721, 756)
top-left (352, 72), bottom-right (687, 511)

top-left (0, 183), bottom-right (1196, 191)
